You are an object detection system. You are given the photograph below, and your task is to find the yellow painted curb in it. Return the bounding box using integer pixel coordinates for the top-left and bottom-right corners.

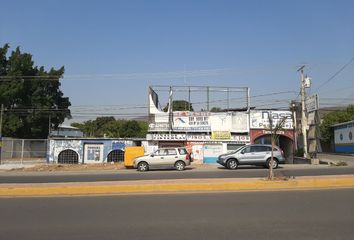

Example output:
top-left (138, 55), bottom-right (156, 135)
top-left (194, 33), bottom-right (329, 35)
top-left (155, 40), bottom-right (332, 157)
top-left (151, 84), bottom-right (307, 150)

top-left (1, 177), bottom-right (354, 197)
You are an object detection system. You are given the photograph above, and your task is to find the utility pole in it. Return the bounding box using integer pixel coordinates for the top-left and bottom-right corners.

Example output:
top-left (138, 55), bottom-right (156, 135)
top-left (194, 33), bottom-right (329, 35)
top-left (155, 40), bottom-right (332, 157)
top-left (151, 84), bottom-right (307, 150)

top-left (298, 66), bottom-right (308, 158)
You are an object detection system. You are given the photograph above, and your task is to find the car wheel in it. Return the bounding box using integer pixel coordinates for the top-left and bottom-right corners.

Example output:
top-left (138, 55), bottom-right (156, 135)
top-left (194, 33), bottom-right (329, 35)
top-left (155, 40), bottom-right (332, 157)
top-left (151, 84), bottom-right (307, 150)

top-left (175, 161), bottom-right (186, 171)
top-left (266, 158), bottom-right (279, 169)
top-left (227, 159), bottom-right (238, 170)
top-left (137, 162), bottom-right (149, 172)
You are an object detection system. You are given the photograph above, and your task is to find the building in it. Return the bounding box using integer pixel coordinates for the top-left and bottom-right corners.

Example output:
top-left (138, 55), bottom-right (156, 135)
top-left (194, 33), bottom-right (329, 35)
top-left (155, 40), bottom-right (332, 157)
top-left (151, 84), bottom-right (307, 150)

top-left (147, 86), bottom-right (295, 164)
top-left (50, 125), bottom-right (84, 138)
top-left (47, 138), bottom-right (146, 164)
top-left (333, 121), bottom-right (354, 153)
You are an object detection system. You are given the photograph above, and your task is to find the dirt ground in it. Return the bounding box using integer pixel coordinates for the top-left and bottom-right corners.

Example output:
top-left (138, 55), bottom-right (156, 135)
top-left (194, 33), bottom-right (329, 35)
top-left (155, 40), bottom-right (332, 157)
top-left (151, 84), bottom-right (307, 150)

top-left (11, 163), bottom-right (127, 172)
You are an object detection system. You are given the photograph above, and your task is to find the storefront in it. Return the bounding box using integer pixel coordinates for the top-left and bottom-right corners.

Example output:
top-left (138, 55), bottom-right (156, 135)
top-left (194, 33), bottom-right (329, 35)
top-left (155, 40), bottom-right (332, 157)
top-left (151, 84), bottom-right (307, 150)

top-left (146, 133), bottom-right (250, 164)
top-left (249, 110), bottom-right (295, 162)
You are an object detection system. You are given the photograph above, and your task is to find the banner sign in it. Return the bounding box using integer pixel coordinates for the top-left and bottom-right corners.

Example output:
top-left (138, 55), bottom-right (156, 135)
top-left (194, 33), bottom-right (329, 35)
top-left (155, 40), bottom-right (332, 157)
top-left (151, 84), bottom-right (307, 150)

top-left (149, 122), bottom-right (170, 131)
top-left (187, 134), bottom-right (211, 141)
top-left (173, 111), bottom-right (210, 131)
top-left (250, 110), bottom-right (293, 129)
top-left (147, 133), bottom-right (250, 143)
top-left (150, 111), bottom-right (249, 133)
top-left (211, 131), bottom-right (231, 140)
top-left (146, 133), bottom-right (187, 141)
top-left (232, 135), bottom-right (250, 142)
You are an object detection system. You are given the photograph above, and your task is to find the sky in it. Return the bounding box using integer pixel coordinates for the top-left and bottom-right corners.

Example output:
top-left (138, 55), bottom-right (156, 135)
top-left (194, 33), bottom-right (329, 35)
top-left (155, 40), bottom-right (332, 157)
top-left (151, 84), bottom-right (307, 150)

top-left (1, 0), bottom-right (353, 123)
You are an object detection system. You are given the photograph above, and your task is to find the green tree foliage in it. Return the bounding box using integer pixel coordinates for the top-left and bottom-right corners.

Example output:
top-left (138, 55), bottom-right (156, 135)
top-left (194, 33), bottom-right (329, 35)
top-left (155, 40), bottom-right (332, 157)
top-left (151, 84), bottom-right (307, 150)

top-left (71, 117), bottom-right (148, 138)
top-left (320, 105), bottom-right (354, 144)
top-left (0, 44), bottom-right (71, 138)
top-left (210, 107), bottom-right (223, 112)
top-left (163, 100), bottom-right (193, 112)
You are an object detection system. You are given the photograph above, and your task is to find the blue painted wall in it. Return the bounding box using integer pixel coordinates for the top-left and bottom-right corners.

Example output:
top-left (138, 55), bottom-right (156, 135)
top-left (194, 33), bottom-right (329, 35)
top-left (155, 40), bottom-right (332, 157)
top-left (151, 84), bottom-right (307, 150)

top-left (48, 138), bottom-right (137, 163)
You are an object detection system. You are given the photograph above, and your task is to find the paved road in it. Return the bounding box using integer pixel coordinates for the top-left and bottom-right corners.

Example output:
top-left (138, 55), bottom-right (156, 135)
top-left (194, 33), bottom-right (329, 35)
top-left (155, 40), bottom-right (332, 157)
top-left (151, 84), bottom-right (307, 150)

top-left (1, 165), bottom-right (354, 183)
top-left (1, 189), bottom-right (354, 240)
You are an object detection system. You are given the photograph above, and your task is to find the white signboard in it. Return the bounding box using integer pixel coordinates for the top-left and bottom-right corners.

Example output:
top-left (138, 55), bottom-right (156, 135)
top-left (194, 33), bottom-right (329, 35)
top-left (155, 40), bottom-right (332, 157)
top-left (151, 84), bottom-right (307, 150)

top-left (306, 94), bottom-right (319, 113)
top-left (146, 133), bottom-right (186, 141)
top-left (232, 135), bottom-right (250, 142)
top-left (250, 110), bottom-right (293, 129)
top-left (84, 144), bottom-right (104, 164)
top-left (173, 111), bottom-right (211, 132)
top-left (231, 112), bottom-right (249, 132)
top-left (149, 111), bottom-right (249, 133)
top-left (187, 134), bottom-right (212, 141)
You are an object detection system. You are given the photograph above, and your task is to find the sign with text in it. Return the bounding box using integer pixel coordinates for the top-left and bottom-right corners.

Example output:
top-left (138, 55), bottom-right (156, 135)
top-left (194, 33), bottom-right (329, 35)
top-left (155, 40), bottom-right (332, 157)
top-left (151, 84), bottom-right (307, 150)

top-left (305, 94), bottom-right (319, 113)
top-left (146, 133), bottom-right (187, 141)
top-left (250, 110), bottom-right (293, 129)
top-left (84, 144), bottom-right (104, 163)
top-left (211, 131), bottom-right (231, 140)
top-left (150, 111), bottom-right (249, 133)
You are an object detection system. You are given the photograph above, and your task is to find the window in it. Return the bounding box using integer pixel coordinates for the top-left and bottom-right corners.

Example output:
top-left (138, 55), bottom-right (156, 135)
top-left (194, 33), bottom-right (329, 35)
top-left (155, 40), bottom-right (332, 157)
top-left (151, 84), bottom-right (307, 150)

top-left (178, 148), bottom-right (187, 155)
top-left (156, 149), bottom-right (168, 156)
top-left (266, 146), bottom-right (272, 152)
top-left (227, 144), bottom-right (243, 151)
top-left (107, 149), bottom-right (124, 163)
top-left (249, 146), bottom-right (272, 152)
top-left (58, 149), bottom-right (79, 164)
top-left (243, 147), bottom-right (251, 153)
top-left (167, 149), bottom-right (177, 155)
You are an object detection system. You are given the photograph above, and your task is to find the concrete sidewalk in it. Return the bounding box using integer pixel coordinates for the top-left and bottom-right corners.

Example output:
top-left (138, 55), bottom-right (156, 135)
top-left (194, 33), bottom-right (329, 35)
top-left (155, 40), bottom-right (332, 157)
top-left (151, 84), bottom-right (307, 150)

top-left (318, 153), bottom-right (354, 166)
top-left (1, 174), bottom-right (354, 197)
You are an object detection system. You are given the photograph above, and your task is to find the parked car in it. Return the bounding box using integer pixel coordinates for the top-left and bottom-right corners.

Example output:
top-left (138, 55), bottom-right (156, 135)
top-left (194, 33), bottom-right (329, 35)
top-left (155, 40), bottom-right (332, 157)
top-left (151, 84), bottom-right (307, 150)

top-left (216, 144), bottom-right (285, 169)
top-left (133, 147), bottom-right (191, 171)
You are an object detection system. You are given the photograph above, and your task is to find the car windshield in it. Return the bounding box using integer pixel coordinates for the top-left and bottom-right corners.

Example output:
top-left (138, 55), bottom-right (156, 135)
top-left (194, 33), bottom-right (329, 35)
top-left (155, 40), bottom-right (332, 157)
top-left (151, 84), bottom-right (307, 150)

top-left (227, 147), bottom-right (244, 154)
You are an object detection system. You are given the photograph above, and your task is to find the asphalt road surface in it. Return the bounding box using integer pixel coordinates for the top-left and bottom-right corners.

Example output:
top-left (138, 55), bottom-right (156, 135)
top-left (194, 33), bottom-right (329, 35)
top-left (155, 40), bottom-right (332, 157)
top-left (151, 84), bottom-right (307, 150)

top-left (1, 189), bottom-right (354, 240)
top-left (1, 165), bottom-right (354, 183)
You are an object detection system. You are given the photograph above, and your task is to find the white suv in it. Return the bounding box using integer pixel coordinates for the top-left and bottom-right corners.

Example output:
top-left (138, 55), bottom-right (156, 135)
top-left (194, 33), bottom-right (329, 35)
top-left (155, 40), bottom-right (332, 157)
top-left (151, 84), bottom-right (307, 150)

top-left (134, 147), bottom-right (191, 171)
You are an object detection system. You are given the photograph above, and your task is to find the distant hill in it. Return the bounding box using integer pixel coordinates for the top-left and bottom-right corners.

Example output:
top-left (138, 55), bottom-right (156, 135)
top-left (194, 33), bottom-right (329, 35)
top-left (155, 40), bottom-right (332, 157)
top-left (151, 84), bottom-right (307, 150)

top-left (319, 106), bottom-right (347, 118)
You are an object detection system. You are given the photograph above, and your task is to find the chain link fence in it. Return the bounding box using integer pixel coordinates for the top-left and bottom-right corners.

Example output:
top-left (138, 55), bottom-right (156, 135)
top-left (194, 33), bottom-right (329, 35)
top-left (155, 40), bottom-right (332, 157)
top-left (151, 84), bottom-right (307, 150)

top-left (0, 138), bottom-right (47, 164)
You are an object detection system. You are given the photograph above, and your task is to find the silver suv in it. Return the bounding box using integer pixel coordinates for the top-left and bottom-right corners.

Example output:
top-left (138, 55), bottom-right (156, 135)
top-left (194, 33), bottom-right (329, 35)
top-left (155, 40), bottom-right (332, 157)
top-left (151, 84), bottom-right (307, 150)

top-left (217, 144), bottom-right (285, 169)
top-left (134, 147), bottom-right (191, 171)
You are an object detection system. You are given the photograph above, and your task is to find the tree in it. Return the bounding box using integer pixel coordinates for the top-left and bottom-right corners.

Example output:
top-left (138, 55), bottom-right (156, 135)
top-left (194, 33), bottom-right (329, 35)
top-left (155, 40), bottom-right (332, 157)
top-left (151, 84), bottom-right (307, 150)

top-left (210, 107), bottom-right (223, 112)
top-left (320, 105), bottom-right (354, 145)
top-left (266, 115), bottom-right (287, 180)
top-left (0, 44), bottom-right (71, 138)
top-left (163, 100), bottom-right (193, 112)
top-left (71, 118), bottom-right (148, 138)
top-left (120, 120), bottom-right (141, 138)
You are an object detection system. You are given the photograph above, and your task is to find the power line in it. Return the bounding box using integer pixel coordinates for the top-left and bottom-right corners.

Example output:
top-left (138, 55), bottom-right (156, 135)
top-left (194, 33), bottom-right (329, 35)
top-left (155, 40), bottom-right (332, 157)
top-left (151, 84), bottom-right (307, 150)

top-left (315, 58), bottom-right (354, 92)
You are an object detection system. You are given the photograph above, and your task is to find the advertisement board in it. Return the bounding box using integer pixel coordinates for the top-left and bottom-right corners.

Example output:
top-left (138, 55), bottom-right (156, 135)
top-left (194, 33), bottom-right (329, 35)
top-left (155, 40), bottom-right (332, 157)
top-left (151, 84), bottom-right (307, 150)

top-left (146, 133), bottom-right (187, 141)
top-left (203, 144), bottom-right (223, 164)
top-left (305, 94), bottom-right (319, 113)
top-left (84, 144), bottom-right (104, 164)
top-left (250, 110), bottom-right (293, 129)
top-left (211, 131), bottom-right (231, 140)
top-left (149, 111), bottom-right (249, 133)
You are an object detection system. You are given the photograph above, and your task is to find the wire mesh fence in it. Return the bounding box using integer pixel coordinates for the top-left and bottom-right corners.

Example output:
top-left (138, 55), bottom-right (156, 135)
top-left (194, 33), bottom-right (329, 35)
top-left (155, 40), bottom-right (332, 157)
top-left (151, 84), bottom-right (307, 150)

top-left (0, 138), bottom-right (47, 164)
